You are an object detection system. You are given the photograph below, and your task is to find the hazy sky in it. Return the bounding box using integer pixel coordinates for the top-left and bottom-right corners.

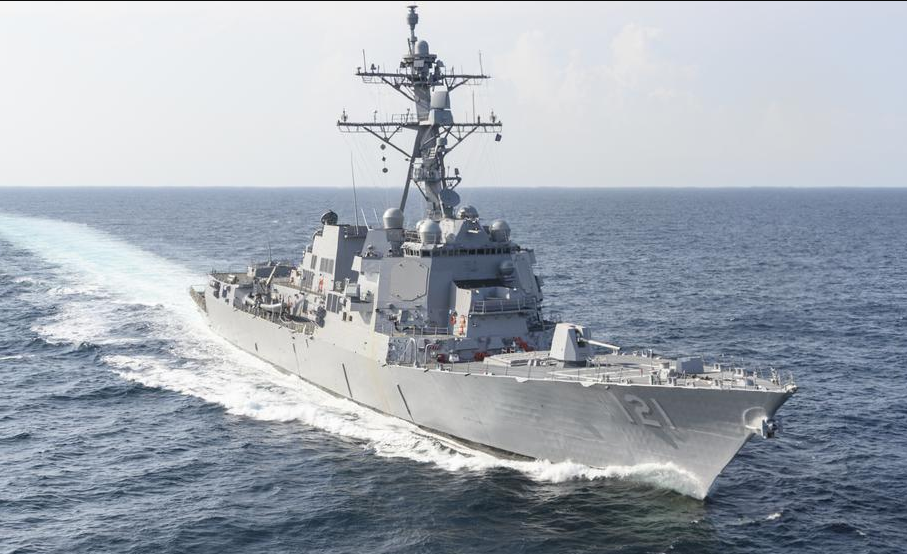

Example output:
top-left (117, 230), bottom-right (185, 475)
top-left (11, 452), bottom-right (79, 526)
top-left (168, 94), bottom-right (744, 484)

top-left (1, 1), bottom-right (905, 187)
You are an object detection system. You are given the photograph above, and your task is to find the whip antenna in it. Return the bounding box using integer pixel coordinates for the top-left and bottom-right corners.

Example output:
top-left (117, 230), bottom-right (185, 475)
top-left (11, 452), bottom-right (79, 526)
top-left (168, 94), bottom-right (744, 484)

top-left (350, 152), bottom-right (361, 228)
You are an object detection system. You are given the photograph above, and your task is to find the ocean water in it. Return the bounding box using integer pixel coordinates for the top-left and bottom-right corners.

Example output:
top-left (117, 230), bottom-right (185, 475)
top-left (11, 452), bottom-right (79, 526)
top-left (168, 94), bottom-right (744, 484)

top-left (1, 187), bottom-right (905, 553)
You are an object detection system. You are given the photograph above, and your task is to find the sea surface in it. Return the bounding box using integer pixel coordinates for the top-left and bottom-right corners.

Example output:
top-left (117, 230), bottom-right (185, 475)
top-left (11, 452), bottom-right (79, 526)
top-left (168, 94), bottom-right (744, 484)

top-left (1, 187), bottom-right (905, 554)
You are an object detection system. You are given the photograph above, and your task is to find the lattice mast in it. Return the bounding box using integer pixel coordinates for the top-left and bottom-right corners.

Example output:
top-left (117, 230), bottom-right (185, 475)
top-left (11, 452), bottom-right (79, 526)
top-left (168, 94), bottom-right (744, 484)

top-left (337, 5), bottom-right (502, 219)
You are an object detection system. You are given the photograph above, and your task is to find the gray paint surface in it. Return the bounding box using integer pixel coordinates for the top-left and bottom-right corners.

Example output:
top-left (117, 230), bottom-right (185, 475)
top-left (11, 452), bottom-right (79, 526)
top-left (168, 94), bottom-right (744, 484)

top-left (192, 6), bottom-right (795, 499)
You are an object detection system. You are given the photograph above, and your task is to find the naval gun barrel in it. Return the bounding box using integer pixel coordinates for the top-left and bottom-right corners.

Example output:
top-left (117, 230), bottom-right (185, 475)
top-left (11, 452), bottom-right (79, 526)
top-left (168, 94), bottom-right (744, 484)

top-left (264, 262), bottom-right (281, 289)
top-left (586, 339), bottom-right (620, 353)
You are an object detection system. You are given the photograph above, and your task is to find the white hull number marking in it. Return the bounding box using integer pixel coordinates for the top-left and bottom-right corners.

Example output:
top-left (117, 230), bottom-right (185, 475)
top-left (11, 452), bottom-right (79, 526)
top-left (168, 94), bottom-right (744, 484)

top-left (619, 394), bottom-right (677, 429)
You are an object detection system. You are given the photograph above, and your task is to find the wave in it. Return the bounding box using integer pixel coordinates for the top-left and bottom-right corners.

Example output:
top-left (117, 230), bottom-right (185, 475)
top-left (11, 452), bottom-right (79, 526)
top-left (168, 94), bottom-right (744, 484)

top-left (0, 213), bottom-right (704, 497)
top-left (107, 352), bottom-right (704, 496)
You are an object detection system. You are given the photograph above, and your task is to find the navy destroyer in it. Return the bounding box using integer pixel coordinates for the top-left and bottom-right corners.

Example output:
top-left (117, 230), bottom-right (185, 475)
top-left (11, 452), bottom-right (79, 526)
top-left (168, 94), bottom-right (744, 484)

top-left (190, 6), bottom-right (796, 498)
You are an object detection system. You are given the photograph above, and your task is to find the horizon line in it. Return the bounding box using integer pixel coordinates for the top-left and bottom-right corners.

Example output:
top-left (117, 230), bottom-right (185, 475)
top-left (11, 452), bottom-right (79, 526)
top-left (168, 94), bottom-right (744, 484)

top-left (1, 185), bottom-right (906, 190)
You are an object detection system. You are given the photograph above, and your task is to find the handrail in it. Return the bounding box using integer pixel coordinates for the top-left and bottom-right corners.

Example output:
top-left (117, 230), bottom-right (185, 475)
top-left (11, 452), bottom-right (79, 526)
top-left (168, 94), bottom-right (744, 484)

top-left (390, 112), bottom-right (418, 124)
top-left (410, 356), bottom-right (791, 392)
top-left (471, 297), bottom-right (536, 314)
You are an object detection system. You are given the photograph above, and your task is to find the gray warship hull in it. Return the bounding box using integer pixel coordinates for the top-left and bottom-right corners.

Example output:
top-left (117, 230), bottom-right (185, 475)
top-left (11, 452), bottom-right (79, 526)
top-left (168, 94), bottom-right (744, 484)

top-left (191, 5), bottom-right (796, 499)
top-left (199, 288), bottom-right (791, 498)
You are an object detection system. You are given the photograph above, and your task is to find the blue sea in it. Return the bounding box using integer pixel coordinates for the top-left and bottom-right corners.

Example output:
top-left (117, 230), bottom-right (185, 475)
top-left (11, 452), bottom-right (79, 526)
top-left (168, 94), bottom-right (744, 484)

top-left (1, 187), bottom-right (905, 553)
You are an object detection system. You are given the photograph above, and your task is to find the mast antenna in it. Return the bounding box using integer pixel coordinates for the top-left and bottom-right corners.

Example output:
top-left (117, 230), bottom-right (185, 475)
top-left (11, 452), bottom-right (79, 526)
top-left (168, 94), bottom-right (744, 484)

top-left (350, 152), bottom-right (361, 228)
top-left (337, 5), bottom-right (502, 219)
top-left (407, 5), bottom-right (419, 52)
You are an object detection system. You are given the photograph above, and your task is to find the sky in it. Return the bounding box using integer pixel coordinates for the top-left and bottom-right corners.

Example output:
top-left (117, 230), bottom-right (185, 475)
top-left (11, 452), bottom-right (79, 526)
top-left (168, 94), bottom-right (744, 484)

top-left (0, 1), bottom-right (905, 188)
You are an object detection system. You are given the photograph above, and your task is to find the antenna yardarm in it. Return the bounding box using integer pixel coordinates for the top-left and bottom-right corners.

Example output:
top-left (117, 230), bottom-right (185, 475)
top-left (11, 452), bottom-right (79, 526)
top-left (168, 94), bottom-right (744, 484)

top-left (337, 5), bottom-right (502, 218)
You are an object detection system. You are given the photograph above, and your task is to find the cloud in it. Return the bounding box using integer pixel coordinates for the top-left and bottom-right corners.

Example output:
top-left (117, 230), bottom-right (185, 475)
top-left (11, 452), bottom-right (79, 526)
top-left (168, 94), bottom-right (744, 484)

top-left (608, 23), bottom-right (663, 88)
top-left (489, 22), bottom-right (705, 185)
top-left (498, 23), bottom-right (695, 114)
top-left (0, 2), bottom-right (904, 187)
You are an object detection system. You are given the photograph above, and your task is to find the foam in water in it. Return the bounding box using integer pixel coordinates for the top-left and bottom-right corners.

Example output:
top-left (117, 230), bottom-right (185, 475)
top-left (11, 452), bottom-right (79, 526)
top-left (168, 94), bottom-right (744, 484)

top-left (0, 213), bottom-right (705, 498)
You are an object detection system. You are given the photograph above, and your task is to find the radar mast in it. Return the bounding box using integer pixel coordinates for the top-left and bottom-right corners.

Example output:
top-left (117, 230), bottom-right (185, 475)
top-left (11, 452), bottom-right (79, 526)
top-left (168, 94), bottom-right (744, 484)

top-left (337, 5), bottom-right (502, 219)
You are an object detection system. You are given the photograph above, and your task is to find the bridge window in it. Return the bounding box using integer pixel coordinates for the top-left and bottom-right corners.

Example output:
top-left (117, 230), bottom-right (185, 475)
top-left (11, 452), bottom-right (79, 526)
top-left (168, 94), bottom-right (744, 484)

top-left (319, 257), bottom-right (335, 273)
top-left (301, 269), bottom-right (314, 290)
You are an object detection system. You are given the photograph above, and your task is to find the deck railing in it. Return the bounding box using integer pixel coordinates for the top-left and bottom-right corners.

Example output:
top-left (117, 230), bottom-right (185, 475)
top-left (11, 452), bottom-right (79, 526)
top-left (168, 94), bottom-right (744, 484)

top-left (415, 357), bottom-right (792, 392)
top-left (470, 297), bottom-right (536, 314)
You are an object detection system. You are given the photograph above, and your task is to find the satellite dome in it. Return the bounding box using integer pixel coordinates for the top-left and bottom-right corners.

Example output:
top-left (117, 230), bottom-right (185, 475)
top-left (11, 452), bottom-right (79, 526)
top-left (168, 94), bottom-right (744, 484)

top-left (321, 210), bottom-right (339, 226)
top-left (490, 219), bottom-right (511, 242)
top-left (382, 207), bottom-right (404, 229)
top-left (419, 219), bottom-right (442, 244)
top-left (416, 40), bottom-right (430, 56)
top-left (457, 205), bottom-right (479, 220)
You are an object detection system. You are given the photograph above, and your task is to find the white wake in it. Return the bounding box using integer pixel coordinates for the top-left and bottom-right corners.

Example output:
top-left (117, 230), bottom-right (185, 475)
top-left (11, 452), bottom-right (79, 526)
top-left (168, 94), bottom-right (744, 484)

top-left (0, 213), bottom-right (705, 497)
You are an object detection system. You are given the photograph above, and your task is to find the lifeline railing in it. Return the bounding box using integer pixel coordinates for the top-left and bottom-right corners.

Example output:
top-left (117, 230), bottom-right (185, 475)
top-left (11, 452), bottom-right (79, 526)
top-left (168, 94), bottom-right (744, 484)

top-left (413, 357), bottom-right (793, 391)
top-left (470, 297), bottom-right (536, 314)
